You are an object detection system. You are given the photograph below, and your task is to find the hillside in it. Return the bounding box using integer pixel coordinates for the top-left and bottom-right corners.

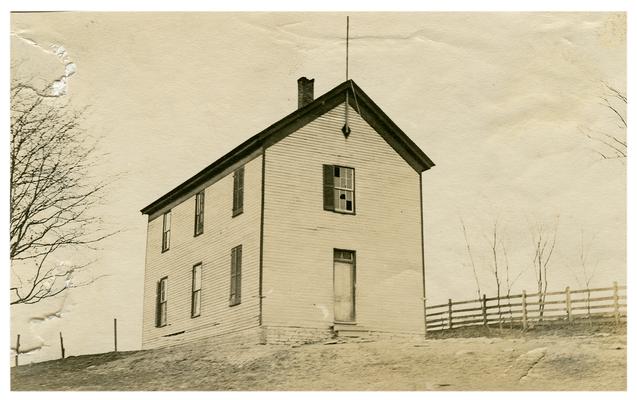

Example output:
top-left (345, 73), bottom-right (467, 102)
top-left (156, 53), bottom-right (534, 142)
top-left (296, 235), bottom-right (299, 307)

top-left (11, 330), bottom-right (626, 391)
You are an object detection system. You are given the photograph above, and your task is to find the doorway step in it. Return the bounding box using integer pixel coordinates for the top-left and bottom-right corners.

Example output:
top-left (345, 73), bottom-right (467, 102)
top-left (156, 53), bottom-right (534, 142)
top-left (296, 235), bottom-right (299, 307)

top-left (332, 323), bottom-right (371, 338)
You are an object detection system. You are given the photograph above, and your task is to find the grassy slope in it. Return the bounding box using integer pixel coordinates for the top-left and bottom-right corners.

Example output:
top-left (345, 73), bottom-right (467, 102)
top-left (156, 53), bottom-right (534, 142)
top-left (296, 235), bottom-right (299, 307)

top-left (11, 331), bottom-right (626, 391)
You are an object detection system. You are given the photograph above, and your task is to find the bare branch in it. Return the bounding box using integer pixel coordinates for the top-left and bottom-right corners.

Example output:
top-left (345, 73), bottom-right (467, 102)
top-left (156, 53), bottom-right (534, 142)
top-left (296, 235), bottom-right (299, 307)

top-left (588, 83), bottom-right (627, 159)
top-left (529, 217), bottom-right (559, 320)
top-left (460, 218), bottom-right (482, 300)
top-left (488, 220), bottom-right (501, 301)
top-left (10, 73), bottom-right (118, 306)
top-left (602, 81), bottom-right (627, 103)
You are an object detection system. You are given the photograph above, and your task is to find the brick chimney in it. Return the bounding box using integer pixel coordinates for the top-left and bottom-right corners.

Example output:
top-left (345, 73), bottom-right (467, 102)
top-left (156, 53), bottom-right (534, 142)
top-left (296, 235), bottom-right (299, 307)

top-left (297, 77), bottom-right (315, 109)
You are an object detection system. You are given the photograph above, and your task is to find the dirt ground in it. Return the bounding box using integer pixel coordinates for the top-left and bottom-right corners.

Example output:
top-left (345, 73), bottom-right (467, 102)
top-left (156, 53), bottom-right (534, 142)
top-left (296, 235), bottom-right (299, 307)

top-left (11, 330), bottom-right (626, 391)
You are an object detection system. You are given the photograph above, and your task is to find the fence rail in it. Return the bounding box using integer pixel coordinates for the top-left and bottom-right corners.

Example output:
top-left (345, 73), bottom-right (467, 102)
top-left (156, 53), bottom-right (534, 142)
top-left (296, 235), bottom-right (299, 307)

top-left (425, 282), bottom-right (626, 332)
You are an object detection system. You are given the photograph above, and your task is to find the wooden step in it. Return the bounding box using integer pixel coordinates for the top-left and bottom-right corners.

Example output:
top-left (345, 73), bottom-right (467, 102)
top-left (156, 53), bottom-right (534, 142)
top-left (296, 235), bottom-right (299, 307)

top-left (333, 323), bottom-right (370, 337)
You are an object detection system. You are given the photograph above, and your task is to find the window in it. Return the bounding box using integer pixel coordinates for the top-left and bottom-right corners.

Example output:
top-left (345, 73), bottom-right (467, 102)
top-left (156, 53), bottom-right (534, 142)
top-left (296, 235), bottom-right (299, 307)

top-left (232, 167), bottom-right (244, 217)
top-left (323, 165), bottom-right (355, 213)
top-left (191, 263), bottom-right (202, 318)
top-left (161, 211), bottom-right (171, 252)
top-left (334, 249), bottom-right (355, 263)
top-left (229, 245), bottom-right (242, 306)
top-left (156, 277), bottom-right (168, 327)
top-left (194, 191), bottom-right (205, 236)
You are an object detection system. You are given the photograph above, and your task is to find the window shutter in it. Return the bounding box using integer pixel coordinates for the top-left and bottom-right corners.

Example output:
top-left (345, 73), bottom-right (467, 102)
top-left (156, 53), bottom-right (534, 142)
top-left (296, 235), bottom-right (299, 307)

top-left (194, 195), bottom-right (199, 235)
top-left (237, 169), bottom-right (244, 211)
top-left (229, 245), bottom-right (242, 305)
top-left (155, 281), bottom-right (161, 327)
top-left (199, 192), bottom-right (204, 232)
top-left (323, 165), bottom-right (335, 211)
top-left (232, 173), bottom-right (238, 211)
top-left (233, 168), bottom-right (244, 216)
top-left (236, 246), bottom-right (242, 302)
top-left (230, 248), bottom-right (237, 303)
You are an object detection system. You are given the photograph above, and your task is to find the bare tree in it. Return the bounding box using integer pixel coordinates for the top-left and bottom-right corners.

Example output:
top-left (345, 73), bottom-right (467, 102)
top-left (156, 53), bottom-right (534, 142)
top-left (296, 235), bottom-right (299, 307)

top-left (569, 229), bottom-right (599, 323)
top-left (485, 220), bottom-right (525, 329)
top-left (530, 219), bottom-right (559, 320)
top-left (490, 223), bottom-right (501, 299)
top-left (586, 82), bottom-right (626, 159)
top-left (10, 79), bottom-right (114, 305)
top-left (500, 236), bottom-right (523, 328)
top-left (486, 220), bottom-right (502, 326)
top-left (460, 218), bottom-right (482, 300)
top-left (501, 238), bottom-right (523, 298)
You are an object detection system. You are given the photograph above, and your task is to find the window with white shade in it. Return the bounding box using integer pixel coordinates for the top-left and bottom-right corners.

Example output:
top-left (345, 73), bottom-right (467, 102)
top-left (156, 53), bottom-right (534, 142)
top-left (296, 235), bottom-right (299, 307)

top-left (156, 277), bottom-right (168, 327)
top-left (194, 191), bottom-right (205, 236)
top-left (161, 211), bottom-right (171, 252)
top-left (191, 263), bottom-right (202, 318)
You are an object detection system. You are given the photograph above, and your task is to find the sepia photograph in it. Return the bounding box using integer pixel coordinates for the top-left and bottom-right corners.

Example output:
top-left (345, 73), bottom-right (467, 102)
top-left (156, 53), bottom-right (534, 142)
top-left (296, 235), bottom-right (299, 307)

top-left (6, 5), bottom-right (629, 394)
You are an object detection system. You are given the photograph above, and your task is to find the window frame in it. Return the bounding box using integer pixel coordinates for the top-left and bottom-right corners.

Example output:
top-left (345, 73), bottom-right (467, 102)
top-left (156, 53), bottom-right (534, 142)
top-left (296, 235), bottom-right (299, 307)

top-left (161, 211), bottom-right (171, 252)
top-left (232, 167), bottom-right (244, 217)
top-left (194, 191), bottom-right (205, 237)
top-left (191, 263), bottom-right (202, 318)
top-left (229, 245), bottom-right (242, 306)
top-left (323, 165), bottom-right (356, 215)
top-left (156, 276), bottom-right (168, 327)
top-left (334, 248), bottom-right (356, 264)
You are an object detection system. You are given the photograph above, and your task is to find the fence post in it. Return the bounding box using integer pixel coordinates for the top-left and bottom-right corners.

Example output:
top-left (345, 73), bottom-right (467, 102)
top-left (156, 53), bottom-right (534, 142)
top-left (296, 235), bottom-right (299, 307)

top-left (565, 286), bottom-right (572, 324)
top-left (114, 318), bottom-right (118, 352)
top-left (497, 298), bottom-right (502, 330)
top-left (447, 299), bottom-right (453, 329)
top-left (15, 334), bottom-right (20, 367)
top-left (482, 294), bottom-right (487, 326)
top-left (60, 332), bottom-right (65, 359)
top-left (613, 281), bottom-right (620, 325)
top-left (508, 295), bottom-right (514, 330)
top-left (424, 297), bottom-right (428, 334)
top-left (538, 291), bottom-right (544, 323)
top-left (586, 287), bottom-right (592, 323)
top-left (522, 290), bottom-right (528, 330)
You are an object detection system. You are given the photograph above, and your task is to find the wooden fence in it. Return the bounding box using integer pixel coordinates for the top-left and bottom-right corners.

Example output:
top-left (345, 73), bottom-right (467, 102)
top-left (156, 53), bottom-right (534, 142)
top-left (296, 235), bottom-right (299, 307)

top-left (425, 282), bottom-right (626, 332)
top-left (12, 317), bottom-right (119, 367)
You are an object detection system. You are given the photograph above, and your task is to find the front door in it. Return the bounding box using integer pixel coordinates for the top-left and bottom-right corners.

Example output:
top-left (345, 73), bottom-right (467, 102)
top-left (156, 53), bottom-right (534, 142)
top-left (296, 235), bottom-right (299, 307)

top-left (333, 249), bottom-right (355, 322)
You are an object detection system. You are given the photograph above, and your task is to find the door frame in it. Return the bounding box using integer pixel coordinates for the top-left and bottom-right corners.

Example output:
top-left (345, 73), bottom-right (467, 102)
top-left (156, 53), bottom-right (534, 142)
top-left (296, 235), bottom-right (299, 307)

top-left (333, 248), bottom-right (356, 323)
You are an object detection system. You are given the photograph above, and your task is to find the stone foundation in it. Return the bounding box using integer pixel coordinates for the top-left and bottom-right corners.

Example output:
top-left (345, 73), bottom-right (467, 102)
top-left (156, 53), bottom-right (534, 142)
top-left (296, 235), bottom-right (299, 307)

top-left (144, 325), bottom-right (263, 350)
top-left (260, 325), bottom-right (334, 345)
top-left (146, 324), bottom-right (426, 350)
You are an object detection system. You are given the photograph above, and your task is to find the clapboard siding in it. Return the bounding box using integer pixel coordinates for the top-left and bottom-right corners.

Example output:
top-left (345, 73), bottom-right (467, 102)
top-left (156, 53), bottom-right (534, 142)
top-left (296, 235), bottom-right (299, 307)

top-left (142, 155), bottom-right (262, 349)
top-left (262, 103), bottom-right (424, 333)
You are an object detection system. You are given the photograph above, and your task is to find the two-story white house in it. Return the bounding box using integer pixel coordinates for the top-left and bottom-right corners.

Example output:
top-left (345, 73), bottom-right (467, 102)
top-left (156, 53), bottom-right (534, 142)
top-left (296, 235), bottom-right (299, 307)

top-left (140, 78), bottom-right (435, 348)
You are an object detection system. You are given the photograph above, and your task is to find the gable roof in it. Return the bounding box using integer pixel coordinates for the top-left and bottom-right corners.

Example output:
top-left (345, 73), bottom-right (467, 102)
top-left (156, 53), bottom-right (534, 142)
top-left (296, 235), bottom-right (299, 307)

top-left (141, 79), bottom-right (435, 216)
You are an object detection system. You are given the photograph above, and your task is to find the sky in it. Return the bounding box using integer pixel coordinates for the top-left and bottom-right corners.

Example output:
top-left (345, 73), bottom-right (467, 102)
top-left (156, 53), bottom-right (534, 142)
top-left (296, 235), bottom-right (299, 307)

top-left (8, 12), bottom-right (626, 364)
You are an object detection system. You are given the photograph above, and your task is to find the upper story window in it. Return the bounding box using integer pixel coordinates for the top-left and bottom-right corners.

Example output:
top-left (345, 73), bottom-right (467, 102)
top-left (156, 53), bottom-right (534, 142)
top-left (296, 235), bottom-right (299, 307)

top-left (232, 167), bottom-right (244, 217)
top-left (194, 191), bottom-right (205, 236)
top-left (155, 277), bottom-right (168, 327)
top-left (162, 211), bottom-right (171, 252)
top-left (323, 165), bottom-right (355, 213)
